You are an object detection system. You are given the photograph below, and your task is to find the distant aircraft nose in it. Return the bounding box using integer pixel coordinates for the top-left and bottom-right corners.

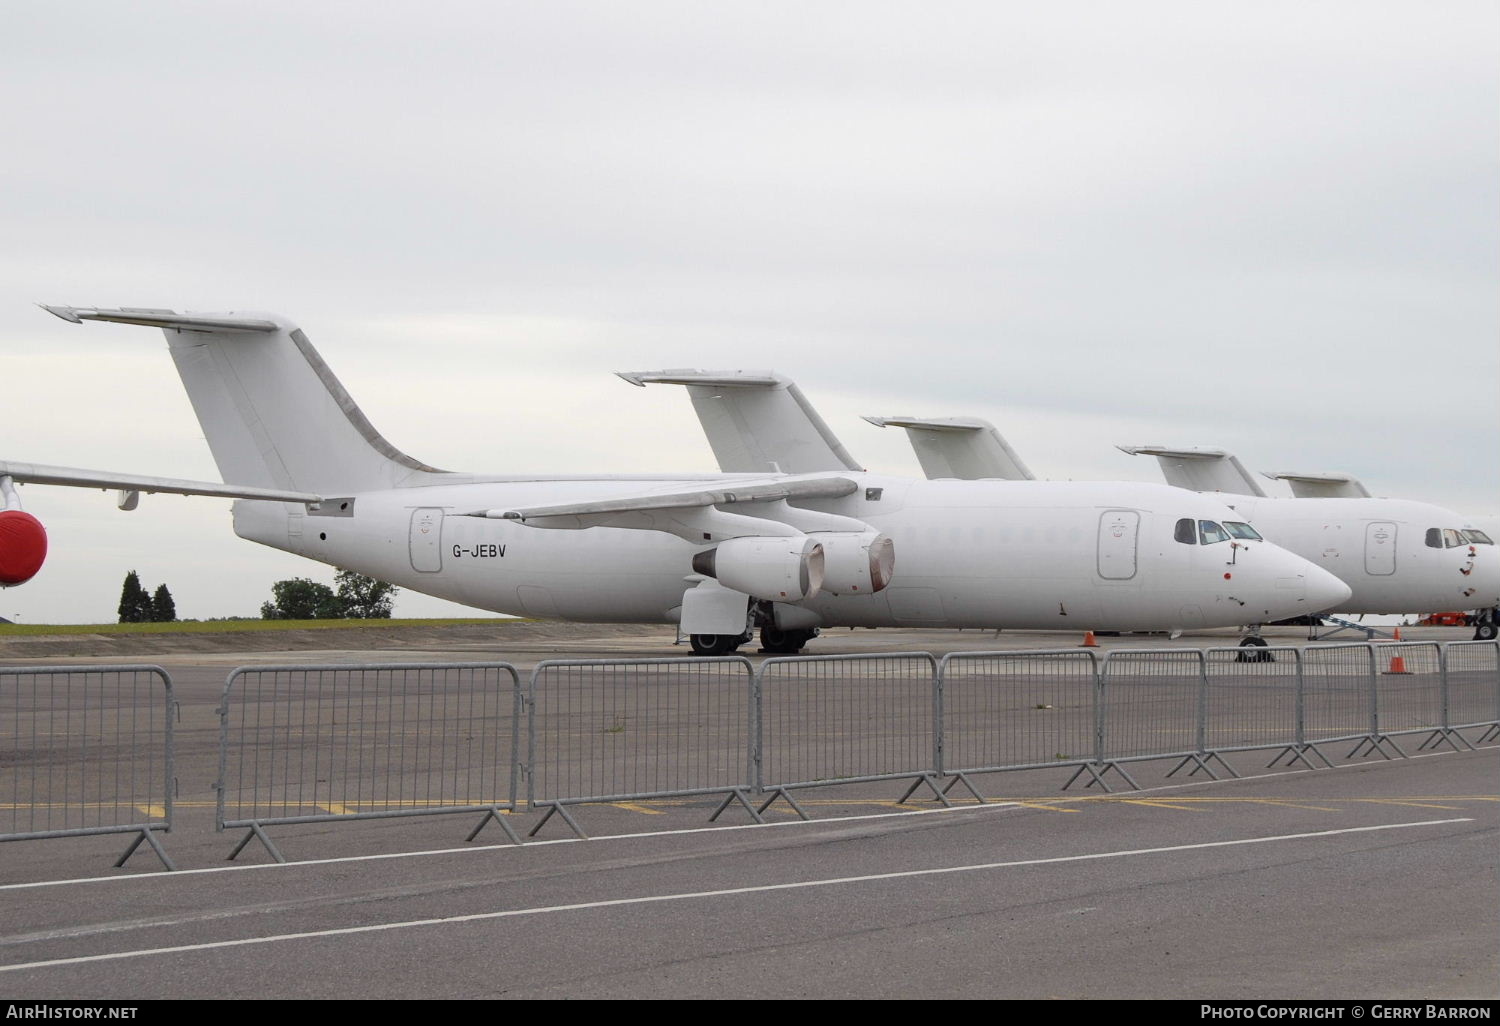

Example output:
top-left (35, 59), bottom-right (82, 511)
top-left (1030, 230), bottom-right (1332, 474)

top-left (1304, 563), bottom-right (1353, 613)
top-left (1467, 547), bottom-right (1500, 608)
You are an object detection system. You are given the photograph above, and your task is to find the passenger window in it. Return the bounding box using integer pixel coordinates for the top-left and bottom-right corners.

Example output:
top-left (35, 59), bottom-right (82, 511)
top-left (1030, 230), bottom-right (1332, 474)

top-left (1426, 528), bottom-right (1442, 549)
top-left (1223, 521), bottom-right (1262, 541)
top-left (1443, 529), bottom-right (1465, 548)
top-left (1198, 520), bottom-right (1230, 545)
top-left (1463, 529), bottom-right (1494, 545)
top-left (1174, 518), bottom-right (1197, 544)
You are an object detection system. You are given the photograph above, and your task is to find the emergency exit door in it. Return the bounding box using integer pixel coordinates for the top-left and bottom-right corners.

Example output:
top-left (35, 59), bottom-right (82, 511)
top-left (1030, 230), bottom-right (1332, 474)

top-left (409, 508), bottom-right (444, 572)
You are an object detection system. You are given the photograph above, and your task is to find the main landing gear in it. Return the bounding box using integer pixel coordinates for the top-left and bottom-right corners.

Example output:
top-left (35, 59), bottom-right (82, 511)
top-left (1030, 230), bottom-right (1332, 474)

top-left (758, 625), bottom-right (818, 654)
top-left (689, 632), bottom-right (752, 656)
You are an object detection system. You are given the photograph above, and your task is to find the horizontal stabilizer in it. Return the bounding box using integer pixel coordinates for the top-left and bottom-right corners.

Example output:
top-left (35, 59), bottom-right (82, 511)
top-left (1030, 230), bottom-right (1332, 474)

top-left (863, 416), bottom-right (1035, 480)
top-left (1263, 471), bottom-right (1372, 499)
top-left (618, 369), bottom-right (862, 475)
top-left (1116, 445), bottom-right (1267, 497)
top-left (0, 460), bottom-right (321, 504)
top-left (39, 306), bottom-right (278, 333)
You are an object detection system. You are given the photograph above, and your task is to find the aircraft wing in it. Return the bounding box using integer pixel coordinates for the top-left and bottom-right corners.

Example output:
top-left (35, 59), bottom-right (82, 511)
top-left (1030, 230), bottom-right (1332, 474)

top-left (616, 369), bottom-right (863, 475)
top-left (0, 459), bottom-right (322, 507)
top-left (464, 476), bottom-right (866, 543)
top-left (863, 416), bottom-right (1035, 481)
top-left (1116, 445), bottom-right (1268, 497)
top-left (1262, 471), bottom-right (1372, 499)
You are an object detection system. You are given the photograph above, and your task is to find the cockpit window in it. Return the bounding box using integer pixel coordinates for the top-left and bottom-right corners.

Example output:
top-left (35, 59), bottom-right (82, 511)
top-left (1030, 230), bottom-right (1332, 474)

top-left (1426, 528), bottom-right (1442, 549)
top-left (1443, 528), bottom-right (1465, 548)
top-left (1463, 529), bottom-right (1493, 545)
top-left (1174, 518), bottom-right (1197, 544)
top-left (1223, 521), bottom-right (1262, 541)
top-left (1198, 520), bottom-right (1231, 545)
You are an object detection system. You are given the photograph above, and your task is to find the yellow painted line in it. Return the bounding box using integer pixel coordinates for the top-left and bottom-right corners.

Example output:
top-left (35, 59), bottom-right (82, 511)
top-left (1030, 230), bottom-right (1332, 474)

top-left (1116, 799), bottom-right (1204, 811)
top-left (317, 803), bottom-right (355, 816)
top-left (134, 805), bottom-right (167, 819)
top-left (609, 803), bottom-right (665, 815)
top-left (1006, 801), bottom-right (1079, 813)
top-left (1359, 799), bottom-right (1463, 810)
top-left (1241, 800), bottom-right (1341, 812)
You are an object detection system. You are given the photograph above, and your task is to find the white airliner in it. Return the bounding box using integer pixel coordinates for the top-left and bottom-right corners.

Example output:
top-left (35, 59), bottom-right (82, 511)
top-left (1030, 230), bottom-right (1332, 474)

top-left (1256, 469), bottom-right (1498, 640)
top-left (618, 375), bottom-right (1498, 640)
top-left (1112, 446), bottom-right (1499, 622)
top-left (3, 307), bottom-right (1349, 655)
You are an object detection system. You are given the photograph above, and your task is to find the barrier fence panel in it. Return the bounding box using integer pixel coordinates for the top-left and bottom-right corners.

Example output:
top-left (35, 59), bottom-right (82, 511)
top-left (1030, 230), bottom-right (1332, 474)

top-left (218, 663), bottom-right (521, 861)
top-left (1098, 650), bottom-right (1204, 769)
top-left (1371, 642), bottom-right (1443, 744)
top-left (937, 650), bottom-right (1099, 782)
top-left (1299, 644), bottom-right (1378, 753)
top-left (527, 658), bottom-right (755, 835)
top-left (1443, 641), bottom-right (1500, 740)
top-left (1203, 647), bottom-right (1301, 756)
top-left (756, 653), bottom-right (939, 809)
top-left (0, 665), bottom-right (174, 870)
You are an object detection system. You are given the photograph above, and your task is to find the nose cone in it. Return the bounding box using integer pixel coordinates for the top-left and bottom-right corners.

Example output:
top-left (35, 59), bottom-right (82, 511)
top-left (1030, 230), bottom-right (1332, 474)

top-left (1303, 563), bottom-right (1353, 613)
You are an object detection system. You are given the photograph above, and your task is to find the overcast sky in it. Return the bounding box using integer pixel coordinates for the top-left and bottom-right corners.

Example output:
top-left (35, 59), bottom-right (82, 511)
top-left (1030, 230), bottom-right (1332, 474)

top-left (2, 1), bottom-right (1495, 623)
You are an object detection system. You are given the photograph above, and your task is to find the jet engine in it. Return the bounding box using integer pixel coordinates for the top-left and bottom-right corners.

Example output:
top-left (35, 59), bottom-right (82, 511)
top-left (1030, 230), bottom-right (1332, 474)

top-left (814, 531), bottom-right (895, 595)
top-left (0, 509), bottom-right (48, 587)
top-left (691, 535), bottom-right (825, 602)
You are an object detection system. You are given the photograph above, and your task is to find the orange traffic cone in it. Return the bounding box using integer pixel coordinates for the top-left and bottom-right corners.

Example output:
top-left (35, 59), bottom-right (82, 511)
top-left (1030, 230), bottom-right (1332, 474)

top-left (1392, 627), bottom-right (1403, 642)
top-left (1384, 651), bottom-right (1411, 675)
top-left (1080, 631), bottom-right (1099, 648)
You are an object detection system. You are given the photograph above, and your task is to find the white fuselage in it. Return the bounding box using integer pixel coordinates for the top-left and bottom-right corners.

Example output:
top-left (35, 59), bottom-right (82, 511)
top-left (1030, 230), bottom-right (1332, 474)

top-left (1217, 496), bottom-right (1500, 614)
top-left (234, 474), bottom-right (1348, 632)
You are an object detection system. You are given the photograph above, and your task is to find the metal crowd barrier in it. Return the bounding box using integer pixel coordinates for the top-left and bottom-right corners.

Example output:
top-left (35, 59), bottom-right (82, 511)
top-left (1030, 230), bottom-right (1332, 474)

top-left (1372, 642), bottom-right (1444, 755)
top-left (0, 665), bottom-right (175, 870)
top-left (1203, 646), bottom-right (1306, 767)
top-left (526, 657), bottom-right (755, 837)
top-left (217, 662), bottom-right (522, 862)
top-left (937, 649), bottom-right (1100, 792)
top-left (1442, 641), bottom-right (1500, 746)
top-left (1095, 650), bottom-right (1213, 788)
top-left (1298, 643), bottom-right (1384, 759)
top-left (755, 653), bottom-right (942, 817)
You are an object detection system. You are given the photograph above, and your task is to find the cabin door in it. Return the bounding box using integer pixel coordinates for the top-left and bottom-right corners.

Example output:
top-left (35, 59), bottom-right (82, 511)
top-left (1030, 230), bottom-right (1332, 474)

top-left (1097, 510), bottom-right (1139, 580)
top-left (1364, 522), bottom-right (1397, 576)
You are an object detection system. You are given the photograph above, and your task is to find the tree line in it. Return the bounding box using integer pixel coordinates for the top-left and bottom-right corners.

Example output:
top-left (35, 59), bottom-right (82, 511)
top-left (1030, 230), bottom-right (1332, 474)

top-left (117, 569), bottom-right (397, 622)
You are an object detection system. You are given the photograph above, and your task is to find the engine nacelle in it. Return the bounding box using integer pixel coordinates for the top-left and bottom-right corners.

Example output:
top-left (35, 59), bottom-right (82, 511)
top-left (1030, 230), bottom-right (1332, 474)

top-left (0, 510), bottom-right (48, 587)
top-left (815, 531), bottom-right (895, 595)
top-left (691, 535), bottom-right (825, 602)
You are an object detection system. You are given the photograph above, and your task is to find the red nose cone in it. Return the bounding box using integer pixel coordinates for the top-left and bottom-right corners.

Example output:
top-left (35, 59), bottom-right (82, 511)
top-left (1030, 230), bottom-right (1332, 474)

top-left (0, 510), bottom-right (48, 585)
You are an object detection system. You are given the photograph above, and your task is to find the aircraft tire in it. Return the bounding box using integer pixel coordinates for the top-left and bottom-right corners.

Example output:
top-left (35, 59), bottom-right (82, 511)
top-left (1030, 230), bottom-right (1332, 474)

top-left (1475, 622), bottom-right (1498, 642)
top-left (1236, 636), bottom-right (1274, 663)
top-left (758, 626), bottom-right (814, 654)
top-left (690, 633), bottom-right (741, 656)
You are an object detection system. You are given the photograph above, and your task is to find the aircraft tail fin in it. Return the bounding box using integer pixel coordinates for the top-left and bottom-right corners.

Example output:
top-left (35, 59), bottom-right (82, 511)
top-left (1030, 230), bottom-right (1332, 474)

top-left (863, 415), bottom-right (1036, 480)
top-left (1263, 471), bottom-right (1372, 499)
top-left (1116, 445), bottom-right (1267, 497)
top-left (617, 369), bottom-right (863, 474)
top-left (40, 306), bottom-right (445, 495)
